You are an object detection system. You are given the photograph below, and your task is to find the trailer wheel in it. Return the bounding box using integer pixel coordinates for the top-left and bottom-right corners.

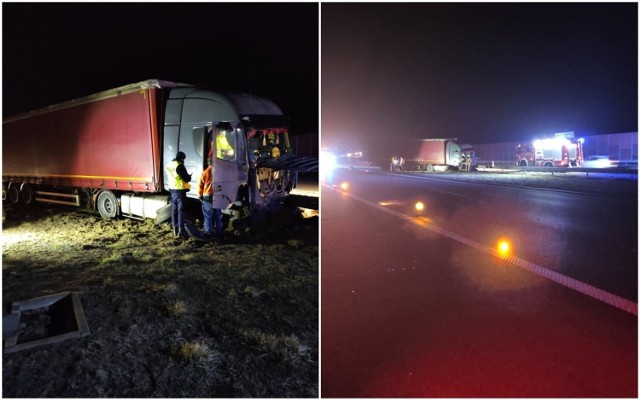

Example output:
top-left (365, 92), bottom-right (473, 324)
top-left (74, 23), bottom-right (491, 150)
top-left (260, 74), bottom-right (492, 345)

top-left (20, 183), bottom-right (34, 205)
top-left (8, 184), bottom-right (20, 204)
top-left (97, 190), bottom-right (118, 219)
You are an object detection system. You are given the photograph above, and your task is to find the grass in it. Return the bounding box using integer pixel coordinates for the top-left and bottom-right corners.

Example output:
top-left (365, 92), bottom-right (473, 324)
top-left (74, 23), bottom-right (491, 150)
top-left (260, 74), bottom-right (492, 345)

top-left (240, 329), bottom-right (308, 364)
top-left (170, 340), bottom-right (215, 365)
top-left (100, 253), bottom-right (122, 265)
top-left (140, 282), bottom-right (178, 294)
top-left (131, 249), bottom-right (155, 263)
top-left (2, 204), bottom-right (318, 397)
top-left (165, 299), bottom-right (189, 316)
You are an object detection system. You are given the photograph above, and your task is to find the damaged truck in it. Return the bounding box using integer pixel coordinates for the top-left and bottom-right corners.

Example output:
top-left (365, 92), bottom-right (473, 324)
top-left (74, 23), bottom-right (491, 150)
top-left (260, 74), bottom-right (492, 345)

top-left (3, 79), bottom-right (317, 223)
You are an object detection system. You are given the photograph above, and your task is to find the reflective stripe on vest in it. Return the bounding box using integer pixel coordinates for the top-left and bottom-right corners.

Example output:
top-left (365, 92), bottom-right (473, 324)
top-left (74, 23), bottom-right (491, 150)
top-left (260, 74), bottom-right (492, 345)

top-left (166, 160), bottom-right (191, 190)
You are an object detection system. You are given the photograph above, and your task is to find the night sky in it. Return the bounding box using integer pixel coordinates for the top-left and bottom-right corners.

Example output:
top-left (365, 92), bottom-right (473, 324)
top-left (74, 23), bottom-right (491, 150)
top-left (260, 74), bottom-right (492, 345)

top-left (3, 2), bottom-right (318, 134)
top-left (322, 3), bottom-right (637, 147)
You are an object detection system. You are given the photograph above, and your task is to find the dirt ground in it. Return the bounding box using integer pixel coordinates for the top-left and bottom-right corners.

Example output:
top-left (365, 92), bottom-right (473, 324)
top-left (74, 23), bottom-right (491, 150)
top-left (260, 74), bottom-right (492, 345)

top-left (2, 200), bottom-right (318, 398)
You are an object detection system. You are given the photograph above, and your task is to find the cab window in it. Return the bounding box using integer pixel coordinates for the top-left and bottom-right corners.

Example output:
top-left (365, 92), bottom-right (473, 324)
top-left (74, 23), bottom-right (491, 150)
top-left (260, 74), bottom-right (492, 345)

top-left (213, 125), bottom-right (236, 161)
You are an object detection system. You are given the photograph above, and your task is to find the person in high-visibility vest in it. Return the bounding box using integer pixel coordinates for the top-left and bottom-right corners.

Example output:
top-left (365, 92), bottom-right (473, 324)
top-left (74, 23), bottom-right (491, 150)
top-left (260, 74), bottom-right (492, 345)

top-left (166, 151), bottom-right (192, 238)
top-left (197, 159), bottom-right (223, 236)
top-left (216, 129), bottom-right (235, 159)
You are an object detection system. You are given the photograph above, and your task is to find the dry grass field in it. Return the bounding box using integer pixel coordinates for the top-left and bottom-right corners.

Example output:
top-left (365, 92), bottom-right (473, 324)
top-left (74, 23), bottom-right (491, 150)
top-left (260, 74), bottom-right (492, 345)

top-left (2, 202), bottom-right (318, 397)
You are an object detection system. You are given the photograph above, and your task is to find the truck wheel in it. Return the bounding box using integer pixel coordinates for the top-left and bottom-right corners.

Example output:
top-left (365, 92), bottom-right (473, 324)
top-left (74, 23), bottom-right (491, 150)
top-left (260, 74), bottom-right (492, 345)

top-left (519, 160), bottom-right (528, 167)
top-left (20, 183), bottom-right (34, 205)
top-left (544, 162), bottom-right (553, 167)
top-left (97, 190), bottom-right (118, 219)
top-left (8, 184), bottom-right (20, 204)
top-left (426, 164), bottom-right (434, 172)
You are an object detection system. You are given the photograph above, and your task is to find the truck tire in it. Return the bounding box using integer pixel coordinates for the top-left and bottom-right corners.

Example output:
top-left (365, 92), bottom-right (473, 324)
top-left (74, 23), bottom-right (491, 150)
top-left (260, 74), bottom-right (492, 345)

top-left (20, 183), bottom-right (34, 205)
top-left (8, 184), bottom-right (20, 204)
top-left (519, 160), bottom-right (528, 167)
top-left (426, 164), bottom-right (434, 172)
top-left (97, 190), bottom-right (118, 219)
top-left (544, 162), bottom-right (553, 167)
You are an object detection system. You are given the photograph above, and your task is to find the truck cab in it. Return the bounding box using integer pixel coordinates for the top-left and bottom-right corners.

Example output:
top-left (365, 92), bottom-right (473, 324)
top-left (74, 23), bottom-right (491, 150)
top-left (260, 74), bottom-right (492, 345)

top-left (162, 85), bottom-right (297, 213)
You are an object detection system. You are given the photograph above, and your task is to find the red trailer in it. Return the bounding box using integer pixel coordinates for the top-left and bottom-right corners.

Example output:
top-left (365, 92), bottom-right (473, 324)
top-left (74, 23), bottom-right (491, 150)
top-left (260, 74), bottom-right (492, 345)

top-left (4, 82), bottom-right (165, 217)
top-left (4, 83), bottom-right (163, 194)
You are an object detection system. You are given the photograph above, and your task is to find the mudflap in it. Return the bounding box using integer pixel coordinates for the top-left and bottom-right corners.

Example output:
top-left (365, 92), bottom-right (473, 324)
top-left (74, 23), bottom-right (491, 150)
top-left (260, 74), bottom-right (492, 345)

top-left (183, 221), bottom-right (215, 242)
top-left (154, 204), bottom-right (172, 225)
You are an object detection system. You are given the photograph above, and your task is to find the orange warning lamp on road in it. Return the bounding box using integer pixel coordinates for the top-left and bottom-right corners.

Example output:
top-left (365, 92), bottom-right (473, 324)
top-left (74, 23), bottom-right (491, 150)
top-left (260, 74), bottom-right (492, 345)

top-left (496, 238), bottom-right (511, 259)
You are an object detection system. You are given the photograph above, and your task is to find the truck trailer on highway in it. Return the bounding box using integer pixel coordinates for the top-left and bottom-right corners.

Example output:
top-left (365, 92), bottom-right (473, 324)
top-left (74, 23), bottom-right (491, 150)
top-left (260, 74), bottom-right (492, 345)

top-left (3, 79), bottom-right (317, 221)
top-left (371, 138), bottom-right (473, 172)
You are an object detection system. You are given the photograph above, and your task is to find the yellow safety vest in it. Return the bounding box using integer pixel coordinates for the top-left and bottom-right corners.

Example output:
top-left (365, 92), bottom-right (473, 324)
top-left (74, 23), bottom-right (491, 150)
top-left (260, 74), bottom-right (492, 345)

top-left (166, 160), bottom-right (191, 190)
top-left (216, 134), bottom-right (234, 158)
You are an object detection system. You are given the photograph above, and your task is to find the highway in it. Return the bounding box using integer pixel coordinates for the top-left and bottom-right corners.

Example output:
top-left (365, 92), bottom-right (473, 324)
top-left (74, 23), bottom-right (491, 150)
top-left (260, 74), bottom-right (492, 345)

top-left (321, 168), bottom-right (637, 397)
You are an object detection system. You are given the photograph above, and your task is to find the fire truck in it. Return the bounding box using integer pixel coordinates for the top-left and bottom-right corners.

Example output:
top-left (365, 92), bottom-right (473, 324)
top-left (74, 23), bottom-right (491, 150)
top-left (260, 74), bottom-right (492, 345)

top-left (515, 132), bottom-right (584, 167)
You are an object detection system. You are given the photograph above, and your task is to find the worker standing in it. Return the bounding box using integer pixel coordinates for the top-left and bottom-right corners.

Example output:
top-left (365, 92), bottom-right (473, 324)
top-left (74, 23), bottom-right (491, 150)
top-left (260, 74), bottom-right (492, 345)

top-left (198, 160), bottom-right (215, 236)
top-left (166, 151), bottom-right (192, 238)
top-left (212, 201), bottom-right (223, 236)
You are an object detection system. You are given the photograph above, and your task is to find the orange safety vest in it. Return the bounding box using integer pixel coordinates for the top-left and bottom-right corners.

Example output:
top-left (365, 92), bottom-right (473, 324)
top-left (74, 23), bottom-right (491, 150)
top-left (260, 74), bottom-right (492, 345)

top-left (198, 165), bottom-right (213, 197)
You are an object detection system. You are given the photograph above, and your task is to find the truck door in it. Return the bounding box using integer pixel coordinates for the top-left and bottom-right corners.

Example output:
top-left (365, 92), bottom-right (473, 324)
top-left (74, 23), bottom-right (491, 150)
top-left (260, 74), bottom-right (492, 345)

top-left (210, 123), bottom-right (245, 209)
top-left (445, 141), bottom-right (462, 168)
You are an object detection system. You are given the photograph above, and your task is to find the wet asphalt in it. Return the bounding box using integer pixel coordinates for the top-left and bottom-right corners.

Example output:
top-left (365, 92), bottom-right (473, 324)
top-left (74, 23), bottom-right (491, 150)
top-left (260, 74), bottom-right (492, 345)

top-left (320, 169), bottom-right (637, 398)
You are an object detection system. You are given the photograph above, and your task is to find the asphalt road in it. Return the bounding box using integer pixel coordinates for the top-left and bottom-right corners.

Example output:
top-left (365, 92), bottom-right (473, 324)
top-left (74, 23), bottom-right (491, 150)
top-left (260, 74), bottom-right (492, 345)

top-left (321, 169), bottom-right (637, 398)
